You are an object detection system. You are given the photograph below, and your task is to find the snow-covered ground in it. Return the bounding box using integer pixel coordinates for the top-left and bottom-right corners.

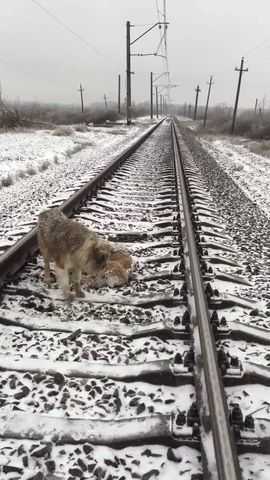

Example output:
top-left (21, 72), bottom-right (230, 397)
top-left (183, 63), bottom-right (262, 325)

top-left (201, 136), bottom-right (270, 218)
top-left (0, 120), bottom-right (155, 251)
top-left (0, 440), bottom-right (202, 480)
top-left (0, 130), bottom-right (73, 183)
top-left (0, 123), bottom-right (152, 185)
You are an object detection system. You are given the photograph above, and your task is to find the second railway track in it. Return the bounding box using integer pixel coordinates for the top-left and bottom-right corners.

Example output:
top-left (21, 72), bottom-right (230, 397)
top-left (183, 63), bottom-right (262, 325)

top-left (0, 119), bottom-right (270, 479)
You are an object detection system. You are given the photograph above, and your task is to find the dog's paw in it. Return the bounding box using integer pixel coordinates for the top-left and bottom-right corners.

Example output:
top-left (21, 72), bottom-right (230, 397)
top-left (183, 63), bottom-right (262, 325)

top-left (64, 291), bottom-right (75, 303)
top-left (76, 289), bottom-right (85, 298)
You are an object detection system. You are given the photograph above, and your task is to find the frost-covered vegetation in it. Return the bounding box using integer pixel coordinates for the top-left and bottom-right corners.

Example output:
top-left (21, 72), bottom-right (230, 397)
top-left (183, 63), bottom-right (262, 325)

top-left (177, 103), bottom-right (270, 140)
top-left (0, 100), bottom-right (151, 130)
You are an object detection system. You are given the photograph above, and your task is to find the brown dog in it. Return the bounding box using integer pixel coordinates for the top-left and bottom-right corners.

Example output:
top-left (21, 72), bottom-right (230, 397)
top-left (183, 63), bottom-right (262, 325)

top-left (38, 208), bottom-right (111, 299)
top-left (86, 246), bottom-right (133, 288)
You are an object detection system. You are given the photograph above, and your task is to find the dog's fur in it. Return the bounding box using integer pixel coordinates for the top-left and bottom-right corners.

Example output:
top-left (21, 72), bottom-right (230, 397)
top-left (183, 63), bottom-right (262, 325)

top-left (38, 208), bottom-right (111, 299)
top-left (86, 247), bottom-right (133, 288)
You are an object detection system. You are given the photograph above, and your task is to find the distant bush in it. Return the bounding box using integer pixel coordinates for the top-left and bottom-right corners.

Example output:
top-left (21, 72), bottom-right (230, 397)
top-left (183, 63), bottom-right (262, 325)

top-left (1, 174), bottom-right (14, 187)
top-left (26, 165), bottom-right (37, 176)
top-left (17, 170), bottom-right (26, 179)
top-left (200, 106), bottom-right (270, 140)
top-left (75, 124), bottom-right (88, 132)
top-left (39, 160), bottom-right (50, 171)
top-left (197, 105), bottom-right (232, 134)
top-left (52, 126), bottom-right (74, 136)
top-left (0, 109), bottom-right (21, 129)
top-left (90, 109), bottom-right (121, 125)
top-left (248, 140), bottom-right (270, 158)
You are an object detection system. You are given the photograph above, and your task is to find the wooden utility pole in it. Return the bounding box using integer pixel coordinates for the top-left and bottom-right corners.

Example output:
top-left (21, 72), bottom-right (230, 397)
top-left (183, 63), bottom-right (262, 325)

top-left (231, 57), bottom-right (248, 134)
top-left (155, 86), bottom-right (159, 118)
top-left (78, 84), bottom-right (84, 113)
top-left (203, 76), bottom-right (213, 127)
top-left (193, 85), bottom-right (201, 120)
top-left (150, 72), bottom-right (153, 119)
top-left (118, 74), bottom-right (121, 114)
top-left (254, 98), bottom-right (258, 115)
top-left (126, 21), bottom-right (131, 125)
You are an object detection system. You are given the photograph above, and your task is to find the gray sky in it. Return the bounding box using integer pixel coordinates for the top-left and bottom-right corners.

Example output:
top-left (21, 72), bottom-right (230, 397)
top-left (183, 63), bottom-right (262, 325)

top-left (1, 0), bottom-right (270, 109)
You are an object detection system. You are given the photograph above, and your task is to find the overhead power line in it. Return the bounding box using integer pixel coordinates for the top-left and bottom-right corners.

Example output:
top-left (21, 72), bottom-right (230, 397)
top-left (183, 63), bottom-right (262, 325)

top-left (30, 0), bottom-right (106, 57)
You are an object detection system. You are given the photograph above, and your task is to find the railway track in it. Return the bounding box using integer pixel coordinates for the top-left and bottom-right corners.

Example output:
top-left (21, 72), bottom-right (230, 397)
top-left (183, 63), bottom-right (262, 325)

top-left (0, 119), bottom-right (269, 479)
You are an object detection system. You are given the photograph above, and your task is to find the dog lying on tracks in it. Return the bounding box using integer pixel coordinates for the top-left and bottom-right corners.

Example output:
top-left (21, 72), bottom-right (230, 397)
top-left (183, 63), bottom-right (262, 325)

top-left (85, 247), bottom-right (133, 288)
top-left (38, 208), bottom-right (111, 300)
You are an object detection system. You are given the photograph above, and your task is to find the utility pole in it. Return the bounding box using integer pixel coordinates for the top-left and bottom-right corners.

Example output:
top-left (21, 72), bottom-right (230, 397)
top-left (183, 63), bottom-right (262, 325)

top-left (203, 76), bottom-right (213, 128)
top-left (78, 83), bottom-right (84, 113)
top-left (150, 72), bottom-right (153, 119)
top-left (231, 56), bottom-right (248, 134)
top-left (254, 98), bottom-right (258, 115)
top-left (155, 86), bottom-right (159, 118)
top-left (194, 85), bottom-right (201, 120)
top-left (262, 95), bottom-right (266, 114)
top-left (183, 103), bottom-right (187, 117)
top-left (104, 94), bottom-right (108, 110)
top-left (160, 94), bottom-right (163, 115)
top-left (126, 21), bottom-right (131, 125)
top-left (118, 74), bottom-right (121, 114)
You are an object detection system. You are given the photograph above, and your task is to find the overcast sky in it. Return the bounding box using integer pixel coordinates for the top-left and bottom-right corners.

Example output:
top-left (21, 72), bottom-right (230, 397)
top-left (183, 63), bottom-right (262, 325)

top-left (1, 0), bottom-right (270, 109)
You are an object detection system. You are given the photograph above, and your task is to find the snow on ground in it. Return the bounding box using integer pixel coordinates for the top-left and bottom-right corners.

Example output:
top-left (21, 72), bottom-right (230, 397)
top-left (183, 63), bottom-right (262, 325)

top-left (0, 125), bottom-right (126, 185)
top-left (240, 454), bottom-right (270, 480)
top-left (0, 120), bottom-right (155, 249)
top-left (201, 136), bottom-right (270, 218)
top-left (0, 130), bottom-right (73, 183)
top-left (0, 440), bottom-right (202, 480)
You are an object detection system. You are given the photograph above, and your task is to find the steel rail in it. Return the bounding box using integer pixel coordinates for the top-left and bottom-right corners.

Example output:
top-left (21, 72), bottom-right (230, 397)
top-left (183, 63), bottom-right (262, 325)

top-left (171, 121), bottom-right (242, 480)
top-left (0, 119), bottom-right (164, 287)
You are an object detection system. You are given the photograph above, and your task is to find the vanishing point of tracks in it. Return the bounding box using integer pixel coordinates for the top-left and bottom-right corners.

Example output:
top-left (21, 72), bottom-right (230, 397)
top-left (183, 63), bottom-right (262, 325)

top-left (0, 119), bottom-right (269, 479)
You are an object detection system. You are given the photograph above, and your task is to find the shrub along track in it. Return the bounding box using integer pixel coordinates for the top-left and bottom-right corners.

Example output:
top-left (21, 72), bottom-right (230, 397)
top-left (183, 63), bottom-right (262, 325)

top-left (0, 119), bottom-right (269, 479)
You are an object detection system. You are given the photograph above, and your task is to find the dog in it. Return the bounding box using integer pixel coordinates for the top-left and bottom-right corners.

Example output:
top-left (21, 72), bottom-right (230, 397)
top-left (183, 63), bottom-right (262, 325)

top-left (38, 208), bottom-right (111, 299)
top-left (85, 246), bottom-right (133, 288)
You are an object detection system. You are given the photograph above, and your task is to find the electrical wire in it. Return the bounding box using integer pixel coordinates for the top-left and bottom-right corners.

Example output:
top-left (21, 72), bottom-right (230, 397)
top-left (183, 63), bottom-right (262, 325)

top-left (30, 0), bottom-right (106, 57)
top-left (132, 24), bottom-right (157, 27)
top-left (155, 31), bottom-right (166, 56)
top-left (243, 39), bottom-right (270, 59)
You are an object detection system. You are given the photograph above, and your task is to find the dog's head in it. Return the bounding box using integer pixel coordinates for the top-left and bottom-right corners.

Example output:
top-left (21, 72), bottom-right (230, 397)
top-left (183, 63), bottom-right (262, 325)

top-left (84, 239), bottom-right (112, 274)
top-left (93, 240), bottom-right (112, 266)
